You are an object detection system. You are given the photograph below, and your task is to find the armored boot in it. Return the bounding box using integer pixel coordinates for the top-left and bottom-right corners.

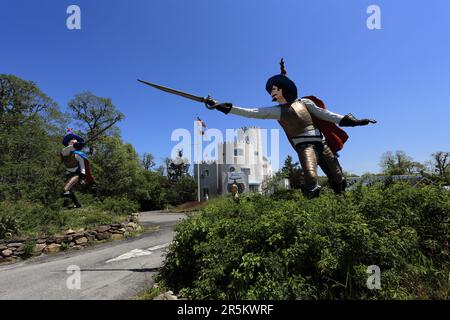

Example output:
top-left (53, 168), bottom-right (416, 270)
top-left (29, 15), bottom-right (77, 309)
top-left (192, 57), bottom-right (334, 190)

top-left (69, 192), bottom-right (82, 208)
top-left (301, 185), bottom-right (322, 199)
top-left (329, 179), bottom-right (347, 195)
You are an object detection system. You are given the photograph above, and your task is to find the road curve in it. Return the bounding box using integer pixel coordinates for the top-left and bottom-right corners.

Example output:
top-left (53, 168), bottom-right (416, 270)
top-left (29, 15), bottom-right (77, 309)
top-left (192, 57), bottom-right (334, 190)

top-left (0, 211), bottom-right (185, 300)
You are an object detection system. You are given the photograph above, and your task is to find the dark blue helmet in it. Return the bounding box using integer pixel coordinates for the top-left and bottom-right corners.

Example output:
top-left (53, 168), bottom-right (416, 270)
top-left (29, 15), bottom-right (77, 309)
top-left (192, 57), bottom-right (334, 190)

top-left (62, 129), bottom-right (84, 147)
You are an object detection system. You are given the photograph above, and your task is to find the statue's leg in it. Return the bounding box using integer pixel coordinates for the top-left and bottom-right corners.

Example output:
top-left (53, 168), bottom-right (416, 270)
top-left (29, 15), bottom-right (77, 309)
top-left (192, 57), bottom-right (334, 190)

top-left (62, 174), bottom-right (82, 208)
top-left (63, 175), bottom-right (80, 193)
top-left (318, 143), bottom-right (346, 194)
top-left (296, 143), bottom-right (321, 198)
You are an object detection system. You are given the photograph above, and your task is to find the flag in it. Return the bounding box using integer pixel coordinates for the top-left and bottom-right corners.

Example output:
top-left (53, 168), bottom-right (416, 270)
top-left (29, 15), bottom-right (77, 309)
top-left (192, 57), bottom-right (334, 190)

top-left (196, 116), bottom-right (208, 136)
top-left (196, 116), bottom-right (208, 129)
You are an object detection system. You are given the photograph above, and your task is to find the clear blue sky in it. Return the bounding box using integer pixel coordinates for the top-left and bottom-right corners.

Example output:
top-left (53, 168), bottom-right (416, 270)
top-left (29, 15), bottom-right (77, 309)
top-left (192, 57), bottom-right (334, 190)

top-left (1, 0), bottom-right (449, 174)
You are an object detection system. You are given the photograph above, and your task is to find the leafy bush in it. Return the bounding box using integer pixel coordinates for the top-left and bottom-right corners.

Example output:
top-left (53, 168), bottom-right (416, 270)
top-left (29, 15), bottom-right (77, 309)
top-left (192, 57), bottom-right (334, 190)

top-left (0, 216), bottom-right (20, 239)
top-left (157, 183), bottom-right (449, 300)
top-left (98, 197), bottom-right (139, 215)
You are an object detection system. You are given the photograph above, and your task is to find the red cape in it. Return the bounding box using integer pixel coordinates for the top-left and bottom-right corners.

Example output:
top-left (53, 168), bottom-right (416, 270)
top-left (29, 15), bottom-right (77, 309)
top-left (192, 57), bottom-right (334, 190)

top-left (302, 96), bottom-right (349, 154)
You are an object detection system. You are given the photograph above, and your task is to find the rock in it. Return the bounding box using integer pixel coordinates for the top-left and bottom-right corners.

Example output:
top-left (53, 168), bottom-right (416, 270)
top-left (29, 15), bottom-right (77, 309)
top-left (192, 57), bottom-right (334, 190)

top-left (126, 227), bottom-right (134, 232)
top-left (0, 244), bottom-right (8, 251)
top-left (69, 242), bottom-right (75, 247)
top-left (153, 294), bottom-right (165, 300)
top-left (73, 246), bottom-right (83, 250)
top-left (75, 237), bottom-right (88, 245)
top-left (96, 233), bottom-right (110, 240)
top-left (6, 237), bottom-right (27, 243)
top-left (46, 238), bottom-right (56, 245)
top-left (73, 233), bottom-right (85, 240)
top-left (1, 257), bottom-right (16, 264)
top-left (7, 242), bottom-right (23, 248)
top-left (126, 222), bottom-right (138, 230)
top-left (65, 229), bottom-right (76, 235)
top-left (164, 292), bottom-right (177, 300)
top-left (2, 249), bottom-right (13, 257)
top-left (96, 225), bottom-right (111, 233)
top-left (76, 228), bottom-right (85, 233)
top-left (33, 244), bottom-right (46, 254)
top-left (36, 239), bottom-right (47, 244)
top-left (110, 229), bottom-right (124, 234)
top-left (44, 244), bottom-right (61, 253)
top-left (110, 234), bottom-right (124, 241)
top-left (54, 236), bottom-right (65, 244)
top-left (14, 251), bottom-right (25, 256)
top-left (129, 213), bottom-right (139, 223)
top-left (86, 235), bottom-right (96, 242)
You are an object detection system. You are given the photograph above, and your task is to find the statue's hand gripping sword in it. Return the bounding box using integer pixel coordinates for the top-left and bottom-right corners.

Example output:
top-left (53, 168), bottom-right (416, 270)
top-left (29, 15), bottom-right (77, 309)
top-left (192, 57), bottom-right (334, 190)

top-left (138, 79), bottom-right (218, 109)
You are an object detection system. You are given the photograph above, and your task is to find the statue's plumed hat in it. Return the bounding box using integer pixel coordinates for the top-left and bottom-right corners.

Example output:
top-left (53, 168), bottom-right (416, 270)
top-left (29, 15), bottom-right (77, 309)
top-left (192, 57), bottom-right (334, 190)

top-left (265, 58), bottom-right (298, 102)
top-left (62, 128), bottom-right (84, 147)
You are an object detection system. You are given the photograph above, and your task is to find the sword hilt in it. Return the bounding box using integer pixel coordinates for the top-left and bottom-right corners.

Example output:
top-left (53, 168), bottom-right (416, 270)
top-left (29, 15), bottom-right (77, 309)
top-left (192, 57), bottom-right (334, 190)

top-left (204, 95), bottom-right (218, 110)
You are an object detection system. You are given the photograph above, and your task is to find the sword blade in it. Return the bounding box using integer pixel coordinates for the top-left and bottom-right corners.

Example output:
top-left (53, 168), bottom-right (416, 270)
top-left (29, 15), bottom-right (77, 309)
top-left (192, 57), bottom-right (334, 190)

top-left (138, 79), bottom-right (206, 103)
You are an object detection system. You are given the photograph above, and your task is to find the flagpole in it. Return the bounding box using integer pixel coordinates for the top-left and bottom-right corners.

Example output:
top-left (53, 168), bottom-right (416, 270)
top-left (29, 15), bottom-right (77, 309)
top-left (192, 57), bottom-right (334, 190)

top-left (196, 119), bottom-right (201, 202)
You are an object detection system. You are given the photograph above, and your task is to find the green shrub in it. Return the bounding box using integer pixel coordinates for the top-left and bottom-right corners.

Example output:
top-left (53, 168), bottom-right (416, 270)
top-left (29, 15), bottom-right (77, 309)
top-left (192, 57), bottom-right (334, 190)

top-left (0, 215), bottom-right (20, 239)
top-left (157, 183), bottom-right (449, 300)
top-left (98, 197), bottom-right (139, 215)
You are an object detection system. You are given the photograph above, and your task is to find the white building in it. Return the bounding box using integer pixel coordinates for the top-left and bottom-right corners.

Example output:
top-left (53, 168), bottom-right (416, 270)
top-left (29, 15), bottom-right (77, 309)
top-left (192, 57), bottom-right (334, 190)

top-left (194, 127), bottom-right (273, 200)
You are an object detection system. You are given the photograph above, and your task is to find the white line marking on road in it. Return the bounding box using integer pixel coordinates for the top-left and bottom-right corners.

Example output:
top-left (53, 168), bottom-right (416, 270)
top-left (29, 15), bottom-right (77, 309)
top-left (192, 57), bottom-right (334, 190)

top-left (105, 242), bottom-right (171, 264)
top-left (147, 243), bottom-right (170, 251)
top-left (106, 249), bottom-right (153, 263)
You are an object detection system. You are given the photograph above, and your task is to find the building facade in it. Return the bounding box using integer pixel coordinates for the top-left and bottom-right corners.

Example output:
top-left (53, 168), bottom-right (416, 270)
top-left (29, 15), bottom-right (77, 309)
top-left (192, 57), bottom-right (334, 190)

top-left (194, 127), bottom-right (273, 200)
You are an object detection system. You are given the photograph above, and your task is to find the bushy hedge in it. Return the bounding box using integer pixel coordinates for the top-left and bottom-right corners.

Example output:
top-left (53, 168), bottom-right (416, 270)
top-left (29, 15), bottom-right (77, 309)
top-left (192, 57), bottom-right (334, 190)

top-left (157, 182), bottom-right (449, 300)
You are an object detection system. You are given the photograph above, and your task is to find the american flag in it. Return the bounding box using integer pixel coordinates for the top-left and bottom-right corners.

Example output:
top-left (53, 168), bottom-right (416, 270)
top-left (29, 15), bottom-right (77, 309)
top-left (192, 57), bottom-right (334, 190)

top-left (197, 117), bottom-right (208, 129)
top-left (196, 116), bottom-right (208, 136)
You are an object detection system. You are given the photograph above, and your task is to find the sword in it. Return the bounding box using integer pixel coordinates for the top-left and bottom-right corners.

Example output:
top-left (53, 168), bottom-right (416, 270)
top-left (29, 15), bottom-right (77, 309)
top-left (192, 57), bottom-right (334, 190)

top-left (138, 79), bottom-right (217, 109)
top-left (84, 115), bottom-right (123, 145)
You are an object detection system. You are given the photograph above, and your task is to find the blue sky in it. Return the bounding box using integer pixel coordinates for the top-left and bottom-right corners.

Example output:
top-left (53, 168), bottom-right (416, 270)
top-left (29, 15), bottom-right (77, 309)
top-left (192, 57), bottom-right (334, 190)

top-left (1, 0), bottom-right (449, 174)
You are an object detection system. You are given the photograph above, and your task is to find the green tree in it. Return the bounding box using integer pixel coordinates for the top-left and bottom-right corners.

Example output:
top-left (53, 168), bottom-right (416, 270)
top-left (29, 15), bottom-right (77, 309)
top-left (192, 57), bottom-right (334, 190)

top-left (141, 153), bottom-right (156, 171)
top-left (165, 149), bottom-right (190, 182)
top-left (0, 75), bottom-right (66, 205)
top-left (281, 155), bottom-right (303, 189)
top-left (90, 136), bottom-right (142, 198)
top-left (379, 150), bottom-right (417, 175)
top-left (430, 152), bottom-right (450, 184)
top-left (68, 92), bottom-right (124, 153)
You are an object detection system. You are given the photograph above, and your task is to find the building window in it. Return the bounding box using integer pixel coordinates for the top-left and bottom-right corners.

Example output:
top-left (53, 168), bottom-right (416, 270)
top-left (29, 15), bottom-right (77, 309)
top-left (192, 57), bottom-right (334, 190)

top-left (234, 148), bottom-right (244, 156)
top-left (203, 188), bottom-right (209, 197)
top-left (242, 168), bottom-right (251, 176)
top-left (203, 170), bottom-right (209, 177)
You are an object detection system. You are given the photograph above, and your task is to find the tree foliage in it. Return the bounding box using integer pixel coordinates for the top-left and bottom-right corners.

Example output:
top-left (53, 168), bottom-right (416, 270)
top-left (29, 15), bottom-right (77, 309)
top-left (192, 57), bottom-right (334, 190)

top-left (0, 75), bottom-right (197, 239)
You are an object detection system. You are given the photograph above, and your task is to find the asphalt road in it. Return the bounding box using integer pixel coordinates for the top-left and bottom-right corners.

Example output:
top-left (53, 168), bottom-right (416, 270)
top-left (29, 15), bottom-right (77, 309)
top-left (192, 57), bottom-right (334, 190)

top-left (0, 211), bottom-right (185, 300)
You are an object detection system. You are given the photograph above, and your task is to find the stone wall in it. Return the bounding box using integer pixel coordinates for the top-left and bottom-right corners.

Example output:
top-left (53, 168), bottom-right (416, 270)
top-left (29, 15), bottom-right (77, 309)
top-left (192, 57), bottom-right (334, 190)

top-left (0, 213), bottom-right (140, 264)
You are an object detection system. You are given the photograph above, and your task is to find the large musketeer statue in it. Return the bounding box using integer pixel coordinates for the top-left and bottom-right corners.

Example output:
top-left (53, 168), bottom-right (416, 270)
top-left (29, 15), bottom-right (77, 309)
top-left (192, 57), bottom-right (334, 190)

top-left (138, 59), bottom-right (376, 198)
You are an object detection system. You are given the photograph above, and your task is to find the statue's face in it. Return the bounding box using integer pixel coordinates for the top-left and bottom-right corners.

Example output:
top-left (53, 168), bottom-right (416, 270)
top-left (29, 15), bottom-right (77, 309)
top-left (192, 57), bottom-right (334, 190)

top-left (271, 85), bottom-right (285, 103)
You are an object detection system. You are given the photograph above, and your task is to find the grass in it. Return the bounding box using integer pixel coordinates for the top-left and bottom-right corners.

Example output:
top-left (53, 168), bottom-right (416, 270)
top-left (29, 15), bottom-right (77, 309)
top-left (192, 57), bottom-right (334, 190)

top-left (170, 201), bottom-right (208, 213)
top-left (0, 200), bottom-right (129, 240)
top-left (135, 285), bottom-right (163, 300)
